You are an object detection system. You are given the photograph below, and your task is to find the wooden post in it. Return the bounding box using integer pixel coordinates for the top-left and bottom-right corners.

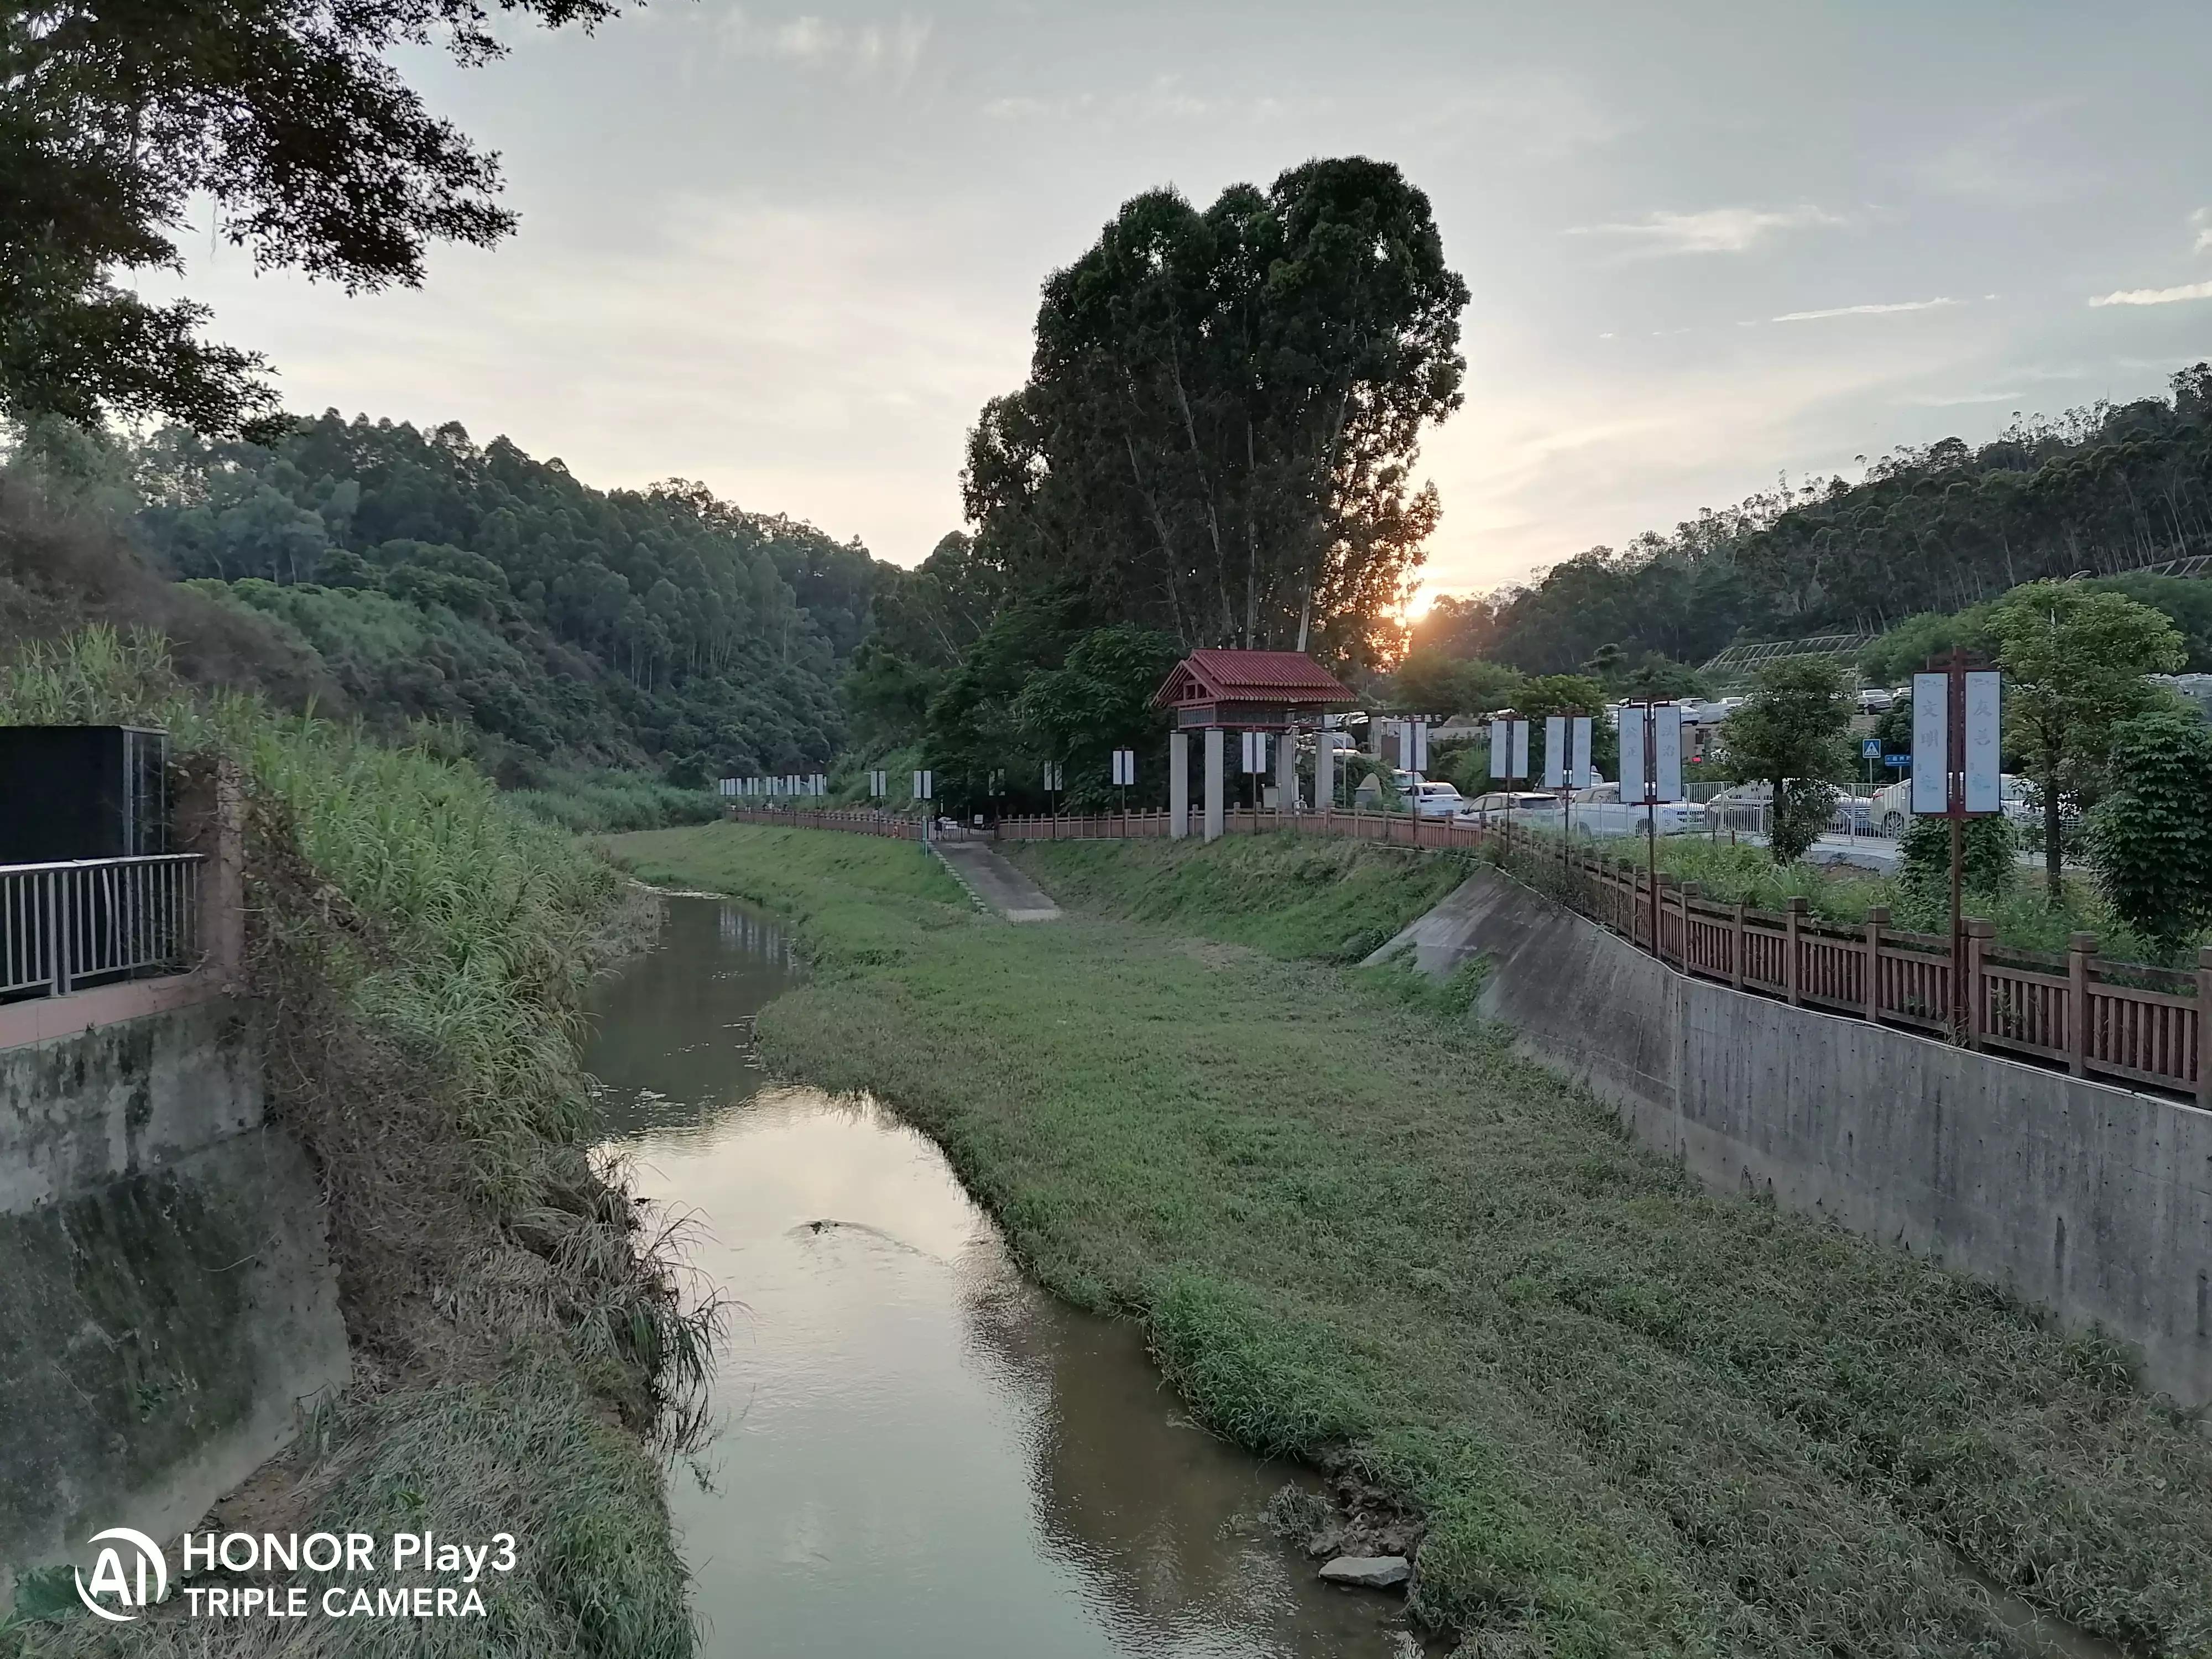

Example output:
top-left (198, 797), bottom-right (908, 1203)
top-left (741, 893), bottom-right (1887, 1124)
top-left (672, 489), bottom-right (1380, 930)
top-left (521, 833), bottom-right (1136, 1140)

top-left (2198, 947), bottom-right (2212, 1108)
top-left (1731, 900), bottom-right (1746, 989)
top-left (1964, 919), bottom-right (1994, 1051)
top-left (1681, 883), bottom-right (1702, 971)
top-left (1785, 896), bottom-right (1807, 1005)
top-left (2068, 932), bottom-right (2097, 1077)
top-left (1864, 906), bottom-right (1888, 1023)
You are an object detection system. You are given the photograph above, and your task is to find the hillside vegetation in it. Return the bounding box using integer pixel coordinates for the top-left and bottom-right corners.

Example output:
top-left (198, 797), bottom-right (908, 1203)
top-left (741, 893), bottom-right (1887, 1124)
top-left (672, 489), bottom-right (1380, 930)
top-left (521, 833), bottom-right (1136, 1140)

top-left (16, 415), bottom-right (894, 787)
top-left (607, 823), bottom-right (2212, 1659)
top-left (1420, 364), bottom-right (2212, 677)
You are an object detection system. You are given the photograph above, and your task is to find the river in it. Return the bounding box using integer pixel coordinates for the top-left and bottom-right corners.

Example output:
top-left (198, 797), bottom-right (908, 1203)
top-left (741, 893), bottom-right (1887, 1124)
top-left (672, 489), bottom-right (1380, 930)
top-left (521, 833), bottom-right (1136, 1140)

top-left (585, 894), bottom-right (1426, 1658)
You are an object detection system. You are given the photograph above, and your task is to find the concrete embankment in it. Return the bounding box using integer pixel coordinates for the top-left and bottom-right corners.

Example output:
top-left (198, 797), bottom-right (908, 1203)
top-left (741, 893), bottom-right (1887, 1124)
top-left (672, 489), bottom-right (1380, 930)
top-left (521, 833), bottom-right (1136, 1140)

top-left (1374, 865), bottom-right (2212, 1406)
top-left (0, 995), bottom-right (349, 1593)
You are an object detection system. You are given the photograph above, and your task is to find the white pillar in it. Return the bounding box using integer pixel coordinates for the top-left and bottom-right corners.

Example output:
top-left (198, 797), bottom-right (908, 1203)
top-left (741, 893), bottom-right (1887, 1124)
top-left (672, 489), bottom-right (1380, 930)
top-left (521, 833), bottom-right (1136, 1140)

top-left (1316, 727), bottom-right (1335, 812)
top-left (1203, 727), bottom-right (1225, 842)
top-left (1276, 722), bottom-right (1299, 815)
top-left (1170, 730), bottom-right (1190, 839)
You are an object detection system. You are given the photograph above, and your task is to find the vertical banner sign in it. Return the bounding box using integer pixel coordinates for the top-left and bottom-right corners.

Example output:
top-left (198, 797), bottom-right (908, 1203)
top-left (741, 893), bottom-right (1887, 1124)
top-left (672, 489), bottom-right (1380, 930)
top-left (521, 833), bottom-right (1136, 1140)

top-left (1652, 708), bottom-right (1681, 802)
top-left (1412, 719), bottom-right (1430, 774)
top-left (1618, 706), bottom-right (1645, 802)
top-left (1241, 731), bottom-right (1269, 773)
top-left (1489, 718), bottom-right (1509, 780)
top-left (1570, 716), bottom-right (1593, 789)
top-left (1963, 671), bottom-right (2001, 814)
top-left (1510, 719), bottom-right (1530, 781)
top-left (1544, 717), bottom-right (1566, 790)
top-left (1618, 705), bottom-right (1683, 802)
top-left (1044, 761), bottom-right (1062, 792)
top-left (1110, 749), bottom-right (1135, 787)
top-left (1911, 672), bottom-right (1949, 813)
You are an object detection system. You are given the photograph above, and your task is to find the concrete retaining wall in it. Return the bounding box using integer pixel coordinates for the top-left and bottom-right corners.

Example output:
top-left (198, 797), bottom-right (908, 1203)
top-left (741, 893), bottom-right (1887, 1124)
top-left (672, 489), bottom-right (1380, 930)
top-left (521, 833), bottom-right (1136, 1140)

top-left (1383, 867), bottom-right (2212, 1405)
top-left (0, 781), bottom-right (347, 1590)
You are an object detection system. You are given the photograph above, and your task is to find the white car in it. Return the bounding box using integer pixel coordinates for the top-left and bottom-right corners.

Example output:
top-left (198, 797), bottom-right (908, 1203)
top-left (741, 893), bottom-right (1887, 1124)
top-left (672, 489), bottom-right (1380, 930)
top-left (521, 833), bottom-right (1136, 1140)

top-left (1411, 780), bottom-right (1465, 818)
top-left (1871, 773), bottom-right (2033, 836)
top-left (1459, 791), bottom-right (1563, 822)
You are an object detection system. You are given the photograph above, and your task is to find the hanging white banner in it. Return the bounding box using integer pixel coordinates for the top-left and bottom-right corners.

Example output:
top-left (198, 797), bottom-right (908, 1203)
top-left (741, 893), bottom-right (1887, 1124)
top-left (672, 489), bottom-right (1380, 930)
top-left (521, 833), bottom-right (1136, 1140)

top-left (1570, 716), bottom-right (1593, 789)
top-left (1489, 718), bottom-right (1509, 780)
top-left (1510, 719), bottom-right (1530, 781)
top-left (1544, 717), bottom-right (1566, 790)
top-left (1912, 672), bottom-right (1949, 814)
top-left (1963, 671), bottom-right (2001, 814)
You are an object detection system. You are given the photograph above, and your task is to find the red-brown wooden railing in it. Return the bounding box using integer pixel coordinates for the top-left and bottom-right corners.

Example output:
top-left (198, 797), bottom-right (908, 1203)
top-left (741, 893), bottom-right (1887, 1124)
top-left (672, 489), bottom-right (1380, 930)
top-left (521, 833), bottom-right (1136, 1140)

top-left (739, 802), bottom-right (2212, 1104)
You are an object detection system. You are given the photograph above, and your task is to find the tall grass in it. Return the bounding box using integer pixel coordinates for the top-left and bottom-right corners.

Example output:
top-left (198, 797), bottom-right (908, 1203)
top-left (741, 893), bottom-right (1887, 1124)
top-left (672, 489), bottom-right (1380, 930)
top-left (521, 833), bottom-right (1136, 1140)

top-left (507, 766), bottom-right (723, 834)
top-left (3, 628), bottom-right (701, 1658)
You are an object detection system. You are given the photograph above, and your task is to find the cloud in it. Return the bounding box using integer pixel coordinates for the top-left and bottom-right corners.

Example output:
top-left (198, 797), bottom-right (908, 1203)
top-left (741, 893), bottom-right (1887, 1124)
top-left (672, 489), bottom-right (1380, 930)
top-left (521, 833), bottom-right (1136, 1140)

top-left (1771, 298), bottom-right (1959, 322)
top-left (2089, 280), bottom-right (2212, 308)
top-left (1564, 205), bottom-right (1843, 256)
top-left (719, 11), bottom-right (931, 83)
top-left (977, 75), bottom-right (1293, 127)
top-left (1400, 72), bottom-right (1626, 161)
top-left (1898, 390), bottom-right (2024, 408)
top-left (2192, 208), bottom-right (2212, 254)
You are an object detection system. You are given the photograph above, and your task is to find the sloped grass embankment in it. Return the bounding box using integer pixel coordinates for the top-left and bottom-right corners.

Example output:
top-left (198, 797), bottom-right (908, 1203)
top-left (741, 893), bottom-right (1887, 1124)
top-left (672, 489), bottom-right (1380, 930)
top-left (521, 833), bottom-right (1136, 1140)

top-left (4, 629), bottom-right (701, 1659)
top-left (606, 822), bottom-right (2212, 1658)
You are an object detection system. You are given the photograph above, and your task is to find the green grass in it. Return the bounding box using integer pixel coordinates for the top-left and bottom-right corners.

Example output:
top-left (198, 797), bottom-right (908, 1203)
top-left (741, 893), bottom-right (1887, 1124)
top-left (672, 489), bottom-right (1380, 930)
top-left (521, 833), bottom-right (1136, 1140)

top-left (1011, 834), bottom-right (1478, 963)
top-left (609, 822), bottom-right (2212, 1658)
top-left (506, 765), bottom-right (723, 834)
top-left (4, 629), bottom-right (695, 1658)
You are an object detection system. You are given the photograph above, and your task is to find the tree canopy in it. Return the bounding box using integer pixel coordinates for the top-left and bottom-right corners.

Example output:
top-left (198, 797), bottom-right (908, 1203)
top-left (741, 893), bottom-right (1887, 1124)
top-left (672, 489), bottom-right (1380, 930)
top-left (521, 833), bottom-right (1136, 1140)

top-left (112, 411), bottom-right (890, 779)
top-left (2, 0), bottom-right (616, 431)
top-left (962, 157), bottom-right (1467, 671)
top-left (1984, 581), bottom-right (2185, 896)
top-left (1719, 658), bottom-right (1853, 864)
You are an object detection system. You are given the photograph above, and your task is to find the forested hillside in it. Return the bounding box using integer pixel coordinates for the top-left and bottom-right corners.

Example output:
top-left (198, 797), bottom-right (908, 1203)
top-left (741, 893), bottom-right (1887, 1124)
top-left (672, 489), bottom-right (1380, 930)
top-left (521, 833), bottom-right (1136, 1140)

top-left (1422, 364), bottom-right (2212, 676)
top-left (107, 413), bottom-right (888, 781)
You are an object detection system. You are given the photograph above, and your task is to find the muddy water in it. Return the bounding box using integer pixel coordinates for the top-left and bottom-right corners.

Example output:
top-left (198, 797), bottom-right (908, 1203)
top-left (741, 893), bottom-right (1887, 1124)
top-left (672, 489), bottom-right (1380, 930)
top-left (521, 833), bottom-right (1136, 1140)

top-left (587, 895), bottom-right (1422, 1659)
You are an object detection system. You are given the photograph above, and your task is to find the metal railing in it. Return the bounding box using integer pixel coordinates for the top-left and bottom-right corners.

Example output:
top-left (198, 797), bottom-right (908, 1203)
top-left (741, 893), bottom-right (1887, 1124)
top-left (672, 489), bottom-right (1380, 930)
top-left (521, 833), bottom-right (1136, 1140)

top-left (0, 854), bottom-right (205, 1000)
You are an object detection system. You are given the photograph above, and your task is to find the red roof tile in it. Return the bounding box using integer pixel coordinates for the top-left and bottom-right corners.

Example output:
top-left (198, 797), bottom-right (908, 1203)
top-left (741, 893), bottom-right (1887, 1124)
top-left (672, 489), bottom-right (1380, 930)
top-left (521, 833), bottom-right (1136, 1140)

top-left (1151, 650), bottom-right (1356, 708)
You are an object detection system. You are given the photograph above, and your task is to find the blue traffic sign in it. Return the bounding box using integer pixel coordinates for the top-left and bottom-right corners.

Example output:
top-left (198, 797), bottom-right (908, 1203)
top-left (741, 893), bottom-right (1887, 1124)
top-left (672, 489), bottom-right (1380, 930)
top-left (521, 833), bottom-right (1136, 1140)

top-left (1884, 754), bottom-right (1911, 768)
top-left (1861, 738), bottom-right (1882, 759)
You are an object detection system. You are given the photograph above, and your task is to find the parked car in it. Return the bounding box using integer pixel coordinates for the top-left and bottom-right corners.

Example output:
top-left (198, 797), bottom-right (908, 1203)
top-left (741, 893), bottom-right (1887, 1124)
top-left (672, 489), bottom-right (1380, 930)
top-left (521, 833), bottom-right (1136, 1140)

top-left (1459, 791), bottom-right (1562, 821)
top-left (1870, 773), bottom-right (2033, 836)
top-left (1412, 780), bottom-right (1465, 818)
top-left (1572, 797), bottom-right (1708, 837)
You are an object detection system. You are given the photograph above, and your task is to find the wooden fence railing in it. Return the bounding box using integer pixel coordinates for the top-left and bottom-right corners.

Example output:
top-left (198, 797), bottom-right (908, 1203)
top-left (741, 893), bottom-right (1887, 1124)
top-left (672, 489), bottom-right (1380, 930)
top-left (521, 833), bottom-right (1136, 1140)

top-left (744, 803), bottom-right (2212, 1104)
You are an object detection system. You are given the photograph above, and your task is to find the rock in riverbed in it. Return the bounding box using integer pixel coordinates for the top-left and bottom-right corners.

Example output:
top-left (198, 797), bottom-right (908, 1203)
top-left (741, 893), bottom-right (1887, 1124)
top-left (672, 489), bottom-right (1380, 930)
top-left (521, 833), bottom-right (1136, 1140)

top-left (1318, 1555), bottom-right (1410, 1590)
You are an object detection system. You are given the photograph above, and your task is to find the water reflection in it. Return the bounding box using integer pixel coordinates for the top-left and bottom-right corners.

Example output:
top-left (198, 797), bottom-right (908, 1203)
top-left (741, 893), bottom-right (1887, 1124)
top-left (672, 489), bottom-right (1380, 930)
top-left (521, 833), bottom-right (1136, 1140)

top-left (587, 896), bottom-right (1422, 1659)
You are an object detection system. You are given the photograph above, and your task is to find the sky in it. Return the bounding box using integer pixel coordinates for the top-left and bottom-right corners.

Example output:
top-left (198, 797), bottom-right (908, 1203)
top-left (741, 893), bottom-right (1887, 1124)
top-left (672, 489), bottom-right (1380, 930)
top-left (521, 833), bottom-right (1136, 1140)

top-left (144, 0), bottom-right (2212, 604)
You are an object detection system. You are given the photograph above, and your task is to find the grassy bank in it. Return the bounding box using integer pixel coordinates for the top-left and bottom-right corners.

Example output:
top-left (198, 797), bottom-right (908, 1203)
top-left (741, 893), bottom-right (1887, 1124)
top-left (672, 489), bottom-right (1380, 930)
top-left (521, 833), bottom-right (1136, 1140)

top-left (4, 630), bottom-right (697, 1659)
top-left (610, 822), bottom-right (2212, 1658)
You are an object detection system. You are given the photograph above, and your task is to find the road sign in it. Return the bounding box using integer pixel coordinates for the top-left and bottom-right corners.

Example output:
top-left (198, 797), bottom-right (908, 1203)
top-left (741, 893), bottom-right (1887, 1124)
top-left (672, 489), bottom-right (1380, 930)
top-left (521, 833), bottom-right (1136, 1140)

top-left (1884, 753), bottom-right (1910, 768)
top-left (1861, 737), bottom-right (1882, 759)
